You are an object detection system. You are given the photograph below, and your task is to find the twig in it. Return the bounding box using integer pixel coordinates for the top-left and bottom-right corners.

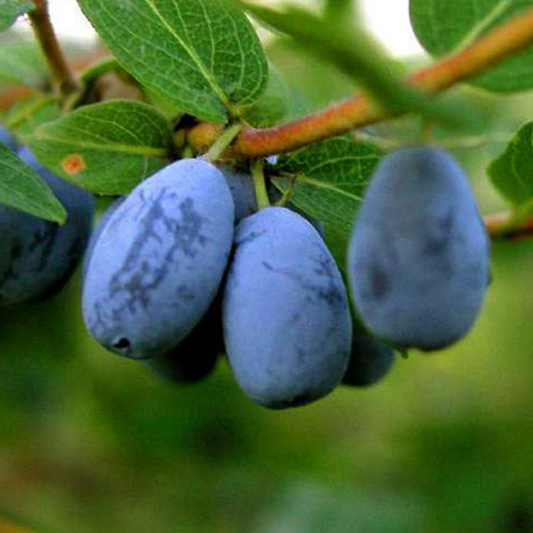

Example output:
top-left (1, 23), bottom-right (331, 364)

top-left (188, 5), bottom-right (533, 157)
top-left (28, 0), bottom-right (80, 99)
top-left (485, 211), bottom-right (533, 241)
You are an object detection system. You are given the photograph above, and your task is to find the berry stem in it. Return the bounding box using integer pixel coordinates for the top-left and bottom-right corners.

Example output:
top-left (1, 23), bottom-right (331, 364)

top-left (202, 123), bottom-right (243, 162)
top-left (188, 5), bottom-right (533, 158)
top-left (28, 0), bottom-right (80, 99)
top-left (251, 159), bottom-right (270, 210)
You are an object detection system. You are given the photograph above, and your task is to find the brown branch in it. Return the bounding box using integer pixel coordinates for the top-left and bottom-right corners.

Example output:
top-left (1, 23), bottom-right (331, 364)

top-left (189, 5), bottom-right (533, 157)
top-left (28, 0), bottom-right (80, 98)
top-left (485, 212), bottom-right (533, 241)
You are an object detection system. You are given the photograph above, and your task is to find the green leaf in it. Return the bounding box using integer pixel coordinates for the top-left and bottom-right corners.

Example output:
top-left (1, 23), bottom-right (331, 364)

top-left (27, 100), bottom-right (174, 195)
top-left (488, 122), bottom-right (533, 206)
top-left (324, 0), bottom-right (353, 18)
top-left (77, 0), bottom-right (268, 123)
top-left (144, 88), bottom-right (183, 119)
top-left (323, 222), bottom-right (350, 274)
top-left (272, 136), bottom-right (383, 236)
top-left (0, 0), bottom-right (34, 32)
top-left (0, 39), bottom-right (47, 88)
top-left (0, 142), bottom-right (66, 223)
top-left (238, 1), bottom-right (475, 130)
top-left (410, 0), bottom-right (533, 92)
top-left (5, 93), bottom-right (61, 136)
top-left (79, 57), bottom-right (123, 85)
top-left (241, 65), bottom-right (290, 127)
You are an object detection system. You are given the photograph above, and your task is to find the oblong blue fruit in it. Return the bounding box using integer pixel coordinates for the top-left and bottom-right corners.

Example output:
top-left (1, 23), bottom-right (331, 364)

top-left (348, 147), bottom-right (490, 351)
top-left (342, 329), bottom-right (395, 387)
top-left (83, 158), bottom-right (235, 360)
top-left (83, 198), bottom-right (125, 281)
top-left (147, 344), bottom-right (219, 383)
top-left (0, 126), bottom-right (18, 152)
top-left (0, 147), bottom-right (94, 306)
top-left (220, 166), bottom-right (258, 222)
top-left (223, 207), bottom-right (352, 409)
top-left (267, 183), bottom-right (326, 236)
top-left (146, 298), bottom-right (223, 383)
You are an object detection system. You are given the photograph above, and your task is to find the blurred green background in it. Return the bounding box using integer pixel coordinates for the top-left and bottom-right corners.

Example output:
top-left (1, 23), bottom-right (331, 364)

top-left (3, 1), bottom-right (533, 532)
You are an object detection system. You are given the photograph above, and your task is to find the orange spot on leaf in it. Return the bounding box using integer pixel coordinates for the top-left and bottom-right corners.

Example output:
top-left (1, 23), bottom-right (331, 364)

top-left (62, 153), bottom-right (86, 176)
